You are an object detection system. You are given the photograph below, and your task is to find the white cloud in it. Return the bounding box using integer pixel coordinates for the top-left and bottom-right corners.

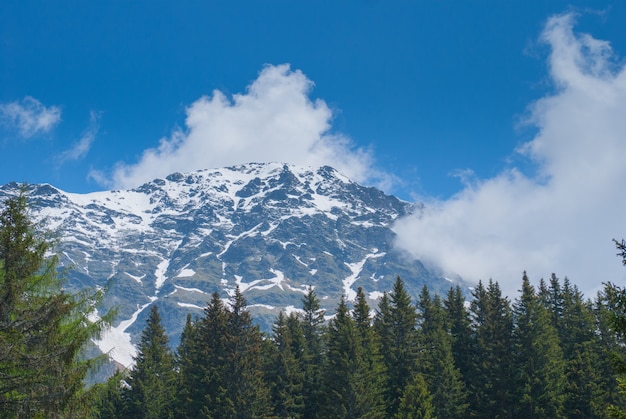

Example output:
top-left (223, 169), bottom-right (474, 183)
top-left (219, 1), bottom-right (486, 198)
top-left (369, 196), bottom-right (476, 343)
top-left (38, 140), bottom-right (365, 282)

top-left (393, 13), bottom-right (626, 298)
top-left (56, 111), bottom-right (100, 164)
top-left (108, 64), bottom-right (384, 190)
top-left (0, 96), bottom-right (61, 138)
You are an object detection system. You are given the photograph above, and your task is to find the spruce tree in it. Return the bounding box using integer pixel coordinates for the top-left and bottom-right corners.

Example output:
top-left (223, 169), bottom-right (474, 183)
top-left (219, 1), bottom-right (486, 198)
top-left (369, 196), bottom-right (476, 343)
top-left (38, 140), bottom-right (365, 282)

top-left (352, 287), bottom-right (387, 416)
top-left (323, 295), bottom-right (386, 418)
top-left (443, 285), bottom-right (473, 391)
top-left (323, 296), bottom-right (358, 417)
top-left (468, 279), bottom-right (515, 418)
top-left (174, 314), bottom-right (204, 418)
top-left (540, 275), bottom-right (605, 417)
top-left (224, 287), bottom-right (271, 418)
top-left (394, 372), bottom-right (435, 419)
top-left (267, 311), bottom-right (304, 418)
top-left (598, 241), bottom-right (626, 417)
top-left (123, 304), bottom-right (176, 418)
top-left (90, 371), bottom-right (126, 419)
top-left (417, 287), bottom-right (468, 418)
top-left (374, 276), bottom-right (418, 416)
top-left (512, 273), bottom-right (565, 418)
top-left (0, 190), bottom-right (111, 416)
top-left (300, 287), bottom-right (326, 418)
top-left (594, 285), bottom-right (626, 415)
top-left (177, 292), bottom-right (231, 417)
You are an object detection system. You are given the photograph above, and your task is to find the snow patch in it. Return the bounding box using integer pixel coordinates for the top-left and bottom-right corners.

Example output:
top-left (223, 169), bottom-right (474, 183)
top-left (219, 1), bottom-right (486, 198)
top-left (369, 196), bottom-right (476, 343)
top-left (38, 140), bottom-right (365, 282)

top-left (92, 298), bottom-right (156, 368)
top-left (283, 305), bottom-right (303, 316)
top-left (177, 302), bottom-right (204, 310)
top-left (249, 303), bottom-right (276, 310)
top-left (155, 259), bottom-right (169, 290)
top-left (177, 268), bottom-right (196, 278)
top-left (369, 291), bottom-right (385, 300)
top-left (126, 272), bottom-right (146, 284)
top-left (343, 252), bottom-right (386, 301)
top-left (174, 285), bottom-right (207, 294)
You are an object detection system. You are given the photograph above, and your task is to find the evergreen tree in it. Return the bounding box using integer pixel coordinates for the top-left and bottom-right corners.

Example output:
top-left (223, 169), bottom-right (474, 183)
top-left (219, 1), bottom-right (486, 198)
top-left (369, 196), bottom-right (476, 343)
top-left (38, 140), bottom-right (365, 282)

top-left (594, 285), bottom-right (626, 416)
top-left (598, 240), bottom-right (626, 417)
top-left (512, 273), bottom-right (565, 418)
top-left (174, 314), bottom-right (204, 418)
top-left (417, 286), bottom-right (468, 418)
top-left (468, 279), bottom-right (515, 418)
top-left (267, 311), bottom-right (304, 418)
top-left (90, 371), bottom-right (126, 419)
top-left (443, 285), bottom-right (473, 391)
top-left (176, 292), bottom-right (230, 417)
top-left (300, 287), bottom-right (326, 418)
top-left (323, 296), bottom-right (359, 418)
top-left (541, 275), bottom-right (606, 417)
top-left (123, 305), bottom-right (176, 418)
top-left (352, 287), bottom-right (387, 416)
top-left (374, 276), bottom-right (418, 416)
top-left (0, 191), bottom-right (111, 416)
top-left (323, 295), bottom-right (386, 418)
top-left (176, 289), bottom-right (271, 418)
top-left (394, 373), bottom-right (435, 419)
top-left (223, 287), bottom-right (271, 418)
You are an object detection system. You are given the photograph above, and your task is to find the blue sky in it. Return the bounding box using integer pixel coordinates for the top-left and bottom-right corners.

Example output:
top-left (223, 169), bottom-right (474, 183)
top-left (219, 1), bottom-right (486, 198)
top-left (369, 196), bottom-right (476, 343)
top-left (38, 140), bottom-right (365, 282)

top-left (2, 1), bottom-right (626, 295)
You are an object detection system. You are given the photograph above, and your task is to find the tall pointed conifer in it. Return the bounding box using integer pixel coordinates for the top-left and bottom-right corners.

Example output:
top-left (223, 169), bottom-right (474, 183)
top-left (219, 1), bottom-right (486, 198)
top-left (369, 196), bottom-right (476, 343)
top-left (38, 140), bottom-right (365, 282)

top-left (468, 279), bottom-right (515, 417)
top-left (267, 311), bottom-right (304, 418)
top-left (512, 273), bottom-right (565, 418)
top-left (417, 286), bottom-right (468, 418)
top-left (300, 287), bottom-right (325, 418)
top-left (374, 276), bottom-right (418, 416)
top-left (444, 285), bottom-right (473, 391)
top-left (124, 304), bottom-right (176, 418)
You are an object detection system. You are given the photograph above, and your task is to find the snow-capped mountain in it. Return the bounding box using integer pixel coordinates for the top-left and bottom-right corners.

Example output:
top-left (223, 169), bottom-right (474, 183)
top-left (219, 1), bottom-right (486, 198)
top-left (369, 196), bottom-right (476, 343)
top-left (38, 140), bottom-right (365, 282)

top-left (0, 163), bottom-right (462, 367)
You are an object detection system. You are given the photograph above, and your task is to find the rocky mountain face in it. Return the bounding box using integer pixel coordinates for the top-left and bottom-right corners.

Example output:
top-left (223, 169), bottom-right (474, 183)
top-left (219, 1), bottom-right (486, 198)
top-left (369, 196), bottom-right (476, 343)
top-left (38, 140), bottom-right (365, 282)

top-left (0, 162), bottom-right (462, 367)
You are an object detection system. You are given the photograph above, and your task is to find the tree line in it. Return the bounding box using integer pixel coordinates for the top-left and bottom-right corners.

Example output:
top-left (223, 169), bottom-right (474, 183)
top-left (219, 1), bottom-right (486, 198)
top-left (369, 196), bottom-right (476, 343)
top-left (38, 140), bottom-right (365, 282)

top-left (3, 191), bottom-right (626, 418)
top-left (96, 273), bottom-right (626, 418)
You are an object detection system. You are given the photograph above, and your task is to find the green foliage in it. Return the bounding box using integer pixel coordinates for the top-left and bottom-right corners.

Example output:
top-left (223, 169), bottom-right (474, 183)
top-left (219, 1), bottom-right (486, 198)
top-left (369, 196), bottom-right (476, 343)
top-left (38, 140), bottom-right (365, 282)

top-left (123, 305), bottom-right (176, 418)
top-left (604, 238), bottom-right (626, 417)
top-left (89, 371), bottom-right (126, 419)
top-left (417, 287), bottom-right (468, 418)
top-left (468, 279), bottom-right (515, 418)
top-left (266, 311), bottom-right (304, 418)
top-left (443, 285), bottom-right (473, 391)
top-left (0, 190), bottom-right (111, 417)
top-left (374, 276), bottom-right (419, 417)
top-left (394, 373), bottom-right (435, 419)
top-left (300, 287), bottom-right (326, 418)
top-left (322, 295), bottom-right (386, 418)
top-left (540, 275), bottom-right (607, 417)
top-left (351, 287), bottom-right (387, 417)
top-left (512, 273), bottom-right (565, 418)
top-left (175, 288), bottom-right (271, 418)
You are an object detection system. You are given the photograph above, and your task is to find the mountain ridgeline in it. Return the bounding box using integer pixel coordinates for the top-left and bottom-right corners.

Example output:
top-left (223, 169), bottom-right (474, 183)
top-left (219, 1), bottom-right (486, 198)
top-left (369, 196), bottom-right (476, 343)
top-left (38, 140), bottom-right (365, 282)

top-left (0, 162), bottom-right (462, 366)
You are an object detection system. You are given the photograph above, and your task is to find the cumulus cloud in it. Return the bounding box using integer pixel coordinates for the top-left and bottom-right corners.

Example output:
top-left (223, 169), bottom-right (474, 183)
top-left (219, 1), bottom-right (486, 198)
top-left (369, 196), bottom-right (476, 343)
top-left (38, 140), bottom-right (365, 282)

top-left (56, 111), bottom-right (100, 164)
top-left (393, 13), bottom-right (626, 298)
top-left (108, 64), bottom-right (383, 190)
top-left (0, 96), bottom-right (61, 138)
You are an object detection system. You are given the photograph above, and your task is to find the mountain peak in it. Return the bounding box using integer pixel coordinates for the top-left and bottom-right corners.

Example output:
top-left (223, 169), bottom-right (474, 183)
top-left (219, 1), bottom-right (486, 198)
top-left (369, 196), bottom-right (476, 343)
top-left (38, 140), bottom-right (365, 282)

top-left (0, 163), bottom-right (464, 369)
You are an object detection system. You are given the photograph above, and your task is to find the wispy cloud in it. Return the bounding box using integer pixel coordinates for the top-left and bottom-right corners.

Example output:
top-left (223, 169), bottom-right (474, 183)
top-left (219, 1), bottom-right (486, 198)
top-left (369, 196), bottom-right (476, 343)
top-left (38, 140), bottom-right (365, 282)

top-left (56, 111), bottom-right (100, 165)
top-left (393, 12), bottom-right (626, 297)
top-left (105, 64), bottom-right (388, 190)
top-left (0, 96), bottom-right (61, 138)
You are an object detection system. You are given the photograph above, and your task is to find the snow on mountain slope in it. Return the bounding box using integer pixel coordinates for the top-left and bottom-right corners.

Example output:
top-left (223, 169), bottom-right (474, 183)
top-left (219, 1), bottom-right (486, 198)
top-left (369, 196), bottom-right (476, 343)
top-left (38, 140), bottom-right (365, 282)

top-left (0, 163), bottom-right (463, 368)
